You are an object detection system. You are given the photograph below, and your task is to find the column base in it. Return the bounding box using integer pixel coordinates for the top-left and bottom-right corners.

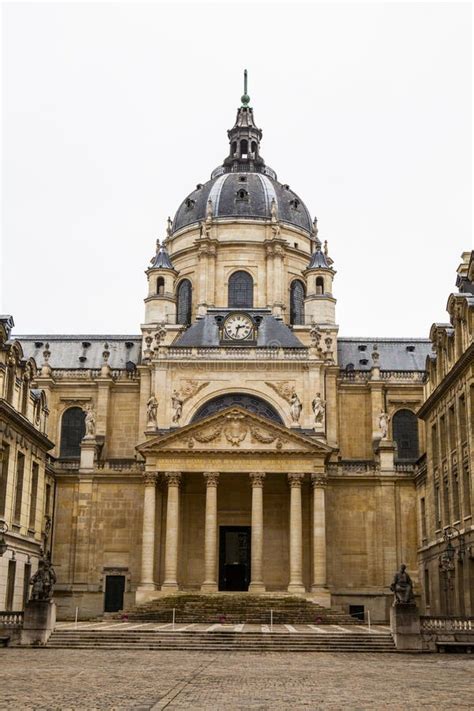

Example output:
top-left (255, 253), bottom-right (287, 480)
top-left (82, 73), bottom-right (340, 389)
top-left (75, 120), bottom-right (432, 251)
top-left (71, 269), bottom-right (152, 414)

top-left (137, 582), bottom-right (157, 591)
top-left (287, 583), bottom-right (306, 593)
top-left (310, 586), bottom-right (331, 606)
top-left (161, 581), bottom-right (180, 591)
top-left (248, 582), bottom-right (266, 593)
top-left (200, 582), bottom-right (218, 592)
top-left (135, 587), bottom-right (160, 605)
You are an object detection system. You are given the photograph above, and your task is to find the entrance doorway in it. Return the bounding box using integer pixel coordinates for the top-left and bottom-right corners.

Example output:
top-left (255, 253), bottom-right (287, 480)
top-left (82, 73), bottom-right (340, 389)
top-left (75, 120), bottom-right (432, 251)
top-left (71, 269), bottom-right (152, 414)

top-left (104, 575), bottom-right (125, 612)
top-left (219, 526), bottom-right (251, 591)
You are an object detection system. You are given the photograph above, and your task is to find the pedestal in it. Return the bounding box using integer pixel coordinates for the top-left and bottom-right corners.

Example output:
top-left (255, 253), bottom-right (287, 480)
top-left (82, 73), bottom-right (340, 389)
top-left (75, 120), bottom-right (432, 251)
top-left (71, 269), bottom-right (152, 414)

top-left (21, 600), bottom-right (56, 646)
top-left (79, 437), bottom-right (97, 472)
top-left (375, 439), bottom-right (396, 472)
top-left (390, 603), bottom-right (422, 652)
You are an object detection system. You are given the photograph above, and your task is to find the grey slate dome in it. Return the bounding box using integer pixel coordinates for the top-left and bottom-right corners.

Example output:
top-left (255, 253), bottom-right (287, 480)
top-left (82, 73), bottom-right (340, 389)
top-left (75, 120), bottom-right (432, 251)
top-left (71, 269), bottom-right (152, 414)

top-left (172, 76), bottom-right (313, 235)
top-left (173, 173), bottom-right (313, 235)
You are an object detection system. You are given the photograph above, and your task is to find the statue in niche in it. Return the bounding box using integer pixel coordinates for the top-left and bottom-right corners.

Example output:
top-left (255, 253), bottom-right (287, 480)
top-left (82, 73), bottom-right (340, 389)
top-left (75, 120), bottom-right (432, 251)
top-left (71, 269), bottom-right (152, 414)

top-left (84, 405), bottom-right (96, 438)
top-left (390, 564), bottom-right (414, 605)
top-left (30, 554), bottom-right (57, 601)
top-left (312, 393), bottom-right (326, 427)
top-left (378, 410), bottom-right (390, 439)
top-left (289, 391), bottom-right (302, 423)
top-left (172, 390), bottom-right (183, 424)
top-left (146, 395), bottom-right (158, 428)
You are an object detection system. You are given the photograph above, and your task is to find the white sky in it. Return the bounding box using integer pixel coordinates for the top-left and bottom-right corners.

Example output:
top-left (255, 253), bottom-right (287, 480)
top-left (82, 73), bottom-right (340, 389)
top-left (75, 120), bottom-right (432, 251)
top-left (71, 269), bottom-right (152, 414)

top-left (2, 1), bottom-right (472, 337)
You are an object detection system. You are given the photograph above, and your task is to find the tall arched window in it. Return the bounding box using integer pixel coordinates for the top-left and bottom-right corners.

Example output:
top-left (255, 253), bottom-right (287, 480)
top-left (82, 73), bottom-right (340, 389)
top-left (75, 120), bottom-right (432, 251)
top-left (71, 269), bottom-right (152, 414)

top-left (290, 280), bottom-right (305, 325)
top-left (176, 279), bottom-right (192, 325)
top-left (228, 271), bottom-right (253, 309)
top-left (157, 277), bottom-right (165, 296)
top-left (240, 139), bottom-right (248, 156)
top-left (393, 409), bottom-right (419, 461)
top-left (316, 276), bottom-right (324, 295)
top-left (60, 407), bottom-right (86, 458)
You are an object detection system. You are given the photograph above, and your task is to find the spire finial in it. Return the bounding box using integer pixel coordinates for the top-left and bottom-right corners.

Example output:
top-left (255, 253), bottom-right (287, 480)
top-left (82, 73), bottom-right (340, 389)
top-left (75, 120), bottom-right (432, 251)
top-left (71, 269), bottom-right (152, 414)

top-left (241, 69), bottom-right (250, 107)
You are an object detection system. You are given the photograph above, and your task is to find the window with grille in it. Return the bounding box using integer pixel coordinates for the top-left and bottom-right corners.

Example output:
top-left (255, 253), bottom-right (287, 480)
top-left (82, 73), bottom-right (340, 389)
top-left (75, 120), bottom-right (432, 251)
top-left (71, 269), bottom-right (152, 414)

top-left (0, 443), bottom-right (10, 518)
top-left (392, 409), bottom-right (419, 461)
top-left (228, 271), bottom-right (253, 309)
top-left (29, 462), bottom-right (39, 530)
top-left (60, 407), bottom-right (86, 458)
top-left (176, 279), bottom-right (192, 325)
top-left (290, 280), bottom-right (305, 325)
top-left (14, 452), bottom-right (25, 524)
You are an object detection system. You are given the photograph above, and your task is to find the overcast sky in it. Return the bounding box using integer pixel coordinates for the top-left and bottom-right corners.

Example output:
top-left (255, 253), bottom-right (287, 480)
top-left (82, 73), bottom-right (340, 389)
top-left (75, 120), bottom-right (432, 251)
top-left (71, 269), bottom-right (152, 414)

top-left (2, 1), bottom-right (472, 338)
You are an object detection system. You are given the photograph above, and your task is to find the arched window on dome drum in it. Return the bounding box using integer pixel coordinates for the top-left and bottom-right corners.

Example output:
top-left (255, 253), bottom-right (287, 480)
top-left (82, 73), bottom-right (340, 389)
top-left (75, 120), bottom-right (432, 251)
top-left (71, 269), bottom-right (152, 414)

top-left (228, 271), bottom-right (253, 309)
top-left (60, 407), bottom-right (86, 459)
top-left (392, 409), bottom-right (419, 461)
top-left (176, 279), bottom-right (192, 325)
top-left (231, 141), bottom-right (237, 155)
top-left (251, 140), bottom-right (257, 154)
top-left (157, 277), bottom-right (165, 296)
top-left (290, 280), bottom-right (305, 325)
top-left (316, 276), bottom-right (324, 295)
top-left (240, 139), bottom-right (248, 157)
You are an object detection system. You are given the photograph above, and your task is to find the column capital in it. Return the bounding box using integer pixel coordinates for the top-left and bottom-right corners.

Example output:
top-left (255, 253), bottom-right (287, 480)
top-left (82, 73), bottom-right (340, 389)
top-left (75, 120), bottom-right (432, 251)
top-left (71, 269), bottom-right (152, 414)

top-left (249, 472), bottom-right (266, 487)
top-left (143, 472), bottom-right (159, 487)
top-left (311, 474), bottom-right (328, 488)
top-left (164, 471), bottom-right (182, 487)
top-left (203, 472), bottom-right (220, 487)
top-left (287, 472), bottom-right (305, 488)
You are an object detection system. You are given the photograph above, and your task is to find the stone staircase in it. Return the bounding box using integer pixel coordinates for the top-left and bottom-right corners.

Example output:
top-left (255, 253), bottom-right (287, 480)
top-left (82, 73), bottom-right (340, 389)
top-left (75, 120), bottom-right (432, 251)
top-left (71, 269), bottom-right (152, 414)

top-left (47, 628), bottom-right (396, 652)
top-left (119, 594), bottom-right (359, 625)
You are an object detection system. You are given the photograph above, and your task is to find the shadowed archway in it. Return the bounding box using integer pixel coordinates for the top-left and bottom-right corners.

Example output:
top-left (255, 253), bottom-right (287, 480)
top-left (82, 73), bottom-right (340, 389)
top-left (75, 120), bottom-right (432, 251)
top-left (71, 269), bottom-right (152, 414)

top-left (191, 393), bottom-right (283, 424)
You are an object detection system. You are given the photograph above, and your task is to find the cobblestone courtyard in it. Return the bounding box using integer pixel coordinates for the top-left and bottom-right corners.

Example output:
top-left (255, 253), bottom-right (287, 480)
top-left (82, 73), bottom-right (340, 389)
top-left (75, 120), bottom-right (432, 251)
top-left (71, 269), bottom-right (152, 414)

top-left (0, 649), bottom-right (472, 710)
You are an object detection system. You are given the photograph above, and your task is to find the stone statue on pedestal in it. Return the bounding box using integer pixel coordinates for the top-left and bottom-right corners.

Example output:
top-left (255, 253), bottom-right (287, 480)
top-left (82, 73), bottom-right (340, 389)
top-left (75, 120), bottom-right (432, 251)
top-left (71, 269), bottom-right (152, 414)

top-left (146, 395), bottom-right (158, 428)
top-left (84, 405), bottom-right (96, 438)
top-left (312, 393), bottom-right (326, 428)
top-left (172, 390), bottom-right (183, 424)
top-left (390, 564), bottom-right (414, 605)
top-left (378, 410), bottom-right (390, 440)
top-left (289, 392), bottom-right (302, 423)
top-left (30, 555), bottom-right (57, 601)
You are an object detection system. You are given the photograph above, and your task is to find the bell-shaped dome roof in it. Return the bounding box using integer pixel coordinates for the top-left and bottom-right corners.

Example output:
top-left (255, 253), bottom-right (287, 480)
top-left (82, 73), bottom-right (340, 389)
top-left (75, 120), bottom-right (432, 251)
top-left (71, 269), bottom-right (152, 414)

top-left (171, 72), bottom-right (313, 236)
top-left (173, 173), bottom-right (313, 234)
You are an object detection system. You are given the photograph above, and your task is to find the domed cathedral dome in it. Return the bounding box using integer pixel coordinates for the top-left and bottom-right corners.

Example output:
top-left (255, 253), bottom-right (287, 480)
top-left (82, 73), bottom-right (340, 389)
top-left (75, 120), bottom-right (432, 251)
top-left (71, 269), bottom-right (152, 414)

top-left (143, 71), bottom-right (337, 340)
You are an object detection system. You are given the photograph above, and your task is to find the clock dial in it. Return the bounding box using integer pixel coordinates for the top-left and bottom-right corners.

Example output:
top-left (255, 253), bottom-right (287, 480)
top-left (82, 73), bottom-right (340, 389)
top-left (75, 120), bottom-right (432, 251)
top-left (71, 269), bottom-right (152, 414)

top-left (223, 313), bottom-right (254, 341)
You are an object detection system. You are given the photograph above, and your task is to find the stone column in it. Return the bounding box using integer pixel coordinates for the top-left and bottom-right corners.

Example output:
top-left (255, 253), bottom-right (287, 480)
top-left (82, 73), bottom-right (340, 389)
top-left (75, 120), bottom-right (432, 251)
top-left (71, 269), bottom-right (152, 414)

top-left (287, 473), bottom-right (305, 593)
top-left (140, 472), bottom-right (159, 589)
top-left (201, 472), bottom-right (219, 592)
top-left (161, 472), bottom-right (182, 591)
top-left (311, 474), bottom-right (331, 604)
top-left (249, 472), bottom-right (266, 592)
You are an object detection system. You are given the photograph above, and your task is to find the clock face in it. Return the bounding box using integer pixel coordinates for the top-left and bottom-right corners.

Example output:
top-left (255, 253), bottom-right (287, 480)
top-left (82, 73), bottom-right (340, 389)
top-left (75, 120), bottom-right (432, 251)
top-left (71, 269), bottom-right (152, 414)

top-left (223, 313), bottom-right (254, 341)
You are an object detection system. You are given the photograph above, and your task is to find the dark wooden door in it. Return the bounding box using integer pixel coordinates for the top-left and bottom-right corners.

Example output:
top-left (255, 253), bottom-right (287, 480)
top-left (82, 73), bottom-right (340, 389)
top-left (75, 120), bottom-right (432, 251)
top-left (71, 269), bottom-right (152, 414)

top-left (6, 560), bottom-right (16, 610)
top-left (104, 575), bottom-right (125, 612)
top-left (219, 526), bottom-right (251, 591)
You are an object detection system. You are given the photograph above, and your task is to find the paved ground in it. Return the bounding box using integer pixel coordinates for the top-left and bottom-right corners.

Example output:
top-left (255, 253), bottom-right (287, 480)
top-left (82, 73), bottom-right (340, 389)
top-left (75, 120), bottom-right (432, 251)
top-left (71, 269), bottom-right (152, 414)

top-left (0, 649), bottom-right (472, 710)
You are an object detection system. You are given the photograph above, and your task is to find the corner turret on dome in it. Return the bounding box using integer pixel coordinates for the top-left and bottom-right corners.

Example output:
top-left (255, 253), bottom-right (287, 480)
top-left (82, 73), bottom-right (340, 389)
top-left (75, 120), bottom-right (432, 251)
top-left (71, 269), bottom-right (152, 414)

top-left (304, 222), bottom-right (337, 325)
top-left (149, 239), bottom-right (175, 270)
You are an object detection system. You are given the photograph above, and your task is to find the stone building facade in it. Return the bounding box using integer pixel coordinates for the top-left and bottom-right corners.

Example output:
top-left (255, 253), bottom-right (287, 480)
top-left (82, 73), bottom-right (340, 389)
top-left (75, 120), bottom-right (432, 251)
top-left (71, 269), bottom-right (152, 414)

top-left (416, 251), bottom-right (473, 616)
top-left (2, 88), bottom-right (471, 622)
top-left (0, 316), bottom-right (54, 611)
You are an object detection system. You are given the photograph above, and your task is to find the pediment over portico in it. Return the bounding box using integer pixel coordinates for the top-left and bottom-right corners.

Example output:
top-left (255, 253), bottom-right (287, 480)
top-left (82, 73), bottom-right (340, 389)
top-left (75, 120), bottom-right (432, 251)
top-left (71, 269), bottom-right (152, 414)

top-left (137, 406), bottom-right (332, 457)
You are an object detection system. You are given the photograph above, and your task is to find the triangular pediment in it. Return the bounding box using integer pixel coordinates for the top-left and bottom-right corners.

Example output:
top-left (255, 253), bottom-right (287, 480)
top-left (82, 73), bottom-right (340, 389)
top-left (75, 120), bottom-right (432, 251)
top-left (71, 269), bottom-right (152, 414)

top-left (137, 406), bottom-right (332, 456)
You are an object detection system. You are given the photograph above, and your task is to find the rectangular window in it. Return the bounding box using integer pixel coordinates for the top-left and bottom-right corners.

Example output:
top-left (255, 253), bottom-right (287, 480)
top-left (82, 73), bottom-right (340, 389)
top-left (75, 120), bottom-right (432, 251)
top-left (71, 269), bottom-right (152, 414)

top-left (45, 483), bottom-right (51, 516)
top-left (459, 395), bottom-right (467, 444)
top-left (434, 481), bottom-right (441, 529)
top-left (28, 462), bottom-right (39, 530)
top-left (23, 563), bottom-right (31, 608)
top-left (424, 568), bottom-right (430, 607)
top-left (5, 559), bottom-right (16, 610)
top-left (420, 497), bottom-right (427, 541)
top-left (452, 470), bottom-right (460, 522)
top-left (443, 476), bottom-right (450, 526)
top-left (448, 405), bottom-right (456, 452)
top-left (0, 442), bottom-right (10, 518)
top-left (440, 416), bottom-right (447, 459)
top-left (463, 458), bottom-right (471, 516)
top-left (13, 452), bottom-right (25, 525)
top-left (431, 424), bottom-right (438, 465)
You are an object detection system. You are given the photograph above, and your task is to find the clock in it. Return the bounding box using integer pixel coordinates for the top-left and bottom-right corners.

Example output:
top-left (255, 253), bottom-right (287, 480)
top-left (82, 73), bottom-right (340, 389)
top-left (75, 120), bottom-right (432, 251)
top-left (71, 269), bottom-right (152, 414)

top-left (223, 313), bottom-right (255, 341)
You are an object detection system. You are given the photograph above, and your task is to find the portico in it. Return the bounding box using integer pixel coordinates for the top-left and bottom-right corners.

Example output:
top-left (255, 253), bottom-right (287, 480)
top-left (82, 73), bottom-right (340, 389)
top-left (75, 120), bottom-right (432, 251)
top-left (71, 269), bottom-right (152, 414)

top-left (136, 407), bottom-right (332, 604)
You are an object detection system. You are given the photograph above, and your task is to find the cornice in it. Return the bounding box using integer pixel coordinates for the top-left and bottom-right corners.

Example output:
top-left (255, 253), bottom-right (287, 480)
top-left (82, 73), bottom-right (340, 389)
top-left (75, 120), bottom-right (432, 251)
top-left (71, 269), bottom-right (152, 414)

top-left (417, 342), bottom-right (474, 419)
top-left (0, 399), bottom-right (54, 451)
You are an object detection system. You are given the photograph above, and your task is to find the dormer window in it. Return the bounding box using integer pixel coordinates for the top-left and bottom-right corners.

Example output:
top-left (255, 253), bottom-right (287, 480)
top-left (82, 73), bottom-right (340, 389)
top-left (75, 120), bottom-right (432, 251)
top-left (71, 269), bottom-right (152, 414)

top-left (236, 188), bottom-right (249, 202)
top-left (238, 176), bottom-right (247, 182)
top-left (406, 345), bottom-right (416, 352)
top-left (196, 184), bottom-right (203, 190)
top-left (359, 358), bottom-right (369, 366)
top-left (185, 198), bottom-right (195, 210)
top-left (358, 345), bottom-right (367, 351)
top-left (289, 198), bottom-right (300, 210)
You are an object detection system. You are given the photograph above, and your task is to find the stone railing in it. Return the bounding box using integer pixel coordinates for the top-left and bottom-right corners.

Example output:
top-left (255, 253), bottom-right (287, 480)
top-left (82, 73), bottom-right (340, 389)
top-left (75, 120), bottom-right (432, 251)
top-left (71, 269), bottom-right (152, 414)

top-left (96, 459), bottom-right (145, 473)
top-left (165, 347), bottom-right (309, 361)
top-left (420, 616), bottom-right (474, 632)
top-left (380, 370), bottom-right (426, 382)
top-left (0, 611), bottom-right (24, 627)
top-left (54, 460), bottom-right (80, 471)
top-left (338, 371), bottom-right (371, 383)
top-left (327, 461), bottom-right (378, 475)
top-left (50, 369), bottom-right (138, 381)
top-left (394, 463), bottom-right (416, 473)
